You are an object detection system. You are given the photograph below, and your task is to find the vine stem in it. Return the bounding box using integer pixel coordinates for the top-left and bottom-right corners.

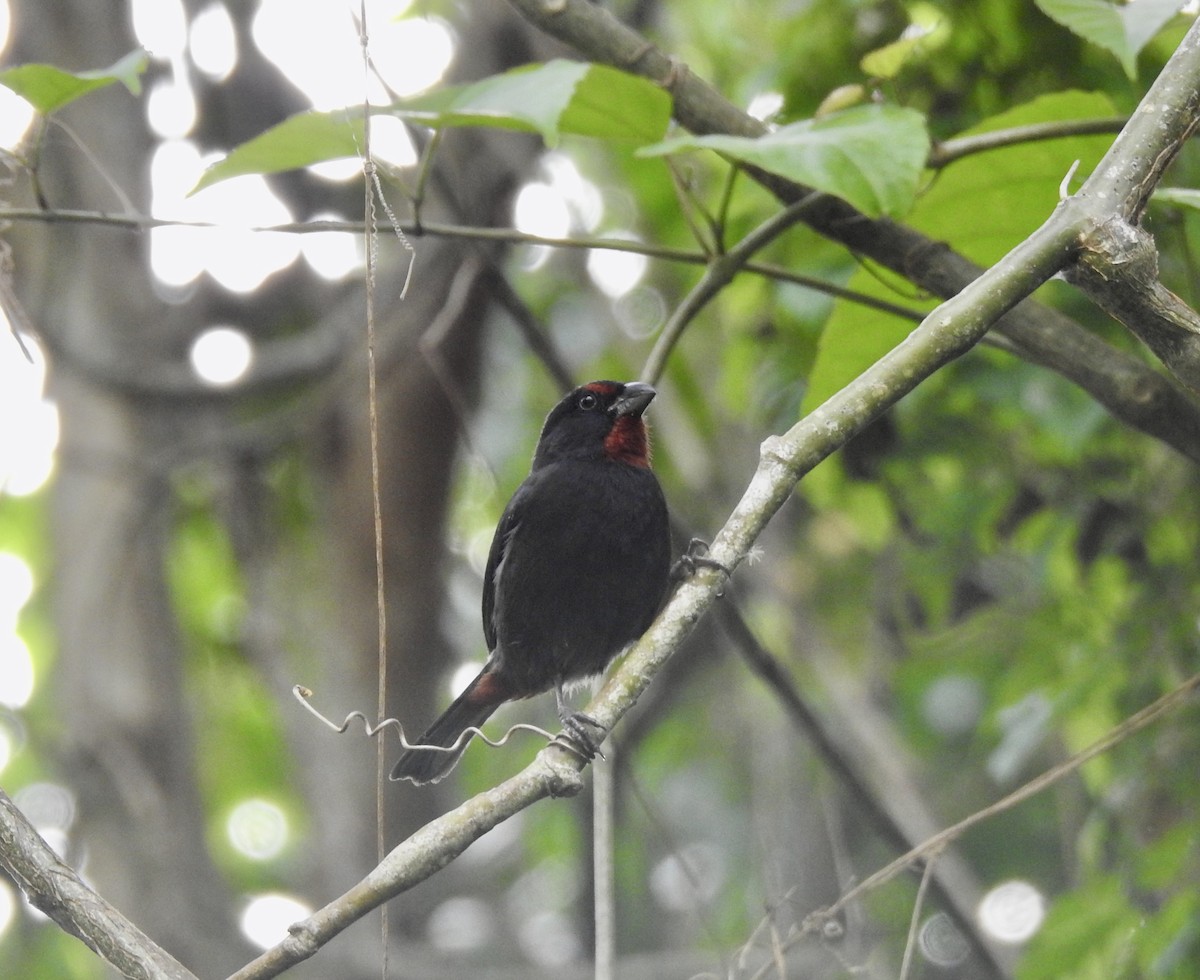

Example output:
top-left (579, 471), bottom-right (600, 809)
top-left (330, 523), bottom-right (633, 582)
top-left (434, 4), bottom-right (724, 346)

top-left (798, 671), bottom-right (1200, 944)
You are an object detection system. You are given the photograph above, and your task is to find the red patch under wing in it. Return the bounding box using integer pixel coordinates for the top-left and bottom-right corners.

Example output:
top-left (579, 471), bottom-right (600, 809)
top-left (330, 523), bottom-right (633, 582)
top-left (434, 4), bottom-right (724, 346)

top-left (467, 669), bottom-right (512, 706)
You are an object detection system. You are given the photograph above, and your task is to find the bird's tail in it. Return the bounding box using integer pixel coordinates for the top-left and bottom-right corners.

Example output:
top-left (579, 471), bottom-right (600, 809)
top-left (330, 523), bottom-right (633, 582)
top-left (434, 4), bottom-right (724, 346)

top-left (390, 668), bottom-right (506, 785)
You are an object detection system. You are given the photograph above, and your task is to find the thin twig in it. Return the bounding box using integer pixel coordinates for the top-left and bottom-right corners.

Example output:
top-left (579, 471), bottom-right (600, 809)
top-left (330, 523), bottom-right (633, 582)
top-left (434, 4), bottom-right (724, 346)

top-left (11, 197), bottom-right (1200, 460)
top-left (417, 255), bottom-right (496, 463)
top-left (666, 157), bottom-right (720, 256)
top-left (593, 751), bottom-right (615, 980)
top-left (488, 269), bottom-right (578, 389)
top-left (928, 118), bottom-right (1126, 168)
top-left (0, 205), bottom-right (916, 315)
top-left (801, 670), bottom-right (1200, 941)
top-left (410, 127), bottom-right (443, 234)
top-left (898, 851), bottom-right (941, 980)
top-left (44, 116), bottom-right (138, 214)
top-left (642, 191), bottom-right (821, 382)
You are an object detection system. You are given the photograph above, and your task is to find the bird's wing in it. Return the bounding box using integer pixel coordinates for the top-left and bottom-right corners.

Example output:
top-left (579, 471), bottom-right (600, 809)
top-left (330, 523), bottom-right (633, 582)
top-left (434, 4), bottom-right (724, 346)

top-left (482, 479), bottom-right (532, 650)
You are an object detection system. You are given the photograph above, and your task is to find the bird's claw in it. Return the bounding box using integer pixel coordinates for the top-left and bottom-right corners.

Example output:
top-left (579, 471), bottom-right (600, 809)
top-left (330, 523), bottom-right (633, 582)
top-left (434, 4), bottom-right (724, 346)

top-left (552, 711), bottom-right (607, 763)
top-left (671, 537), bottom-right (732, 594)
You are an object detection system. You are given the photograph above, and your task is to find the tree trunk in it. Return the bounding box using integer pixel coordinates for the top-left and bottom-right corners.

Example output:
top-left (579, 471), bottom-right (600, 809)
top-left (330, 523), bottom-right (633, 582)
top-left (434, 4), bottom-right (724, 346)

top-left (9, 0), bottom-right (548, 973)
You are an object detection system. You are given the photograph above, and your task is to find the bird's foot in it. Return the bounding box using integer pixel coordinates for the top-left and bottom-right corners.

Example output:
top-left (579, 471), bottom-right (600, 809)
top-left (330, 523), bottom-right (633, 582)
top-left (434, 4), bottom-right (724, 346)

top-left (671, 537), bottom-right (733, 593)
top-left (552, 710), bottom-right (608, 763)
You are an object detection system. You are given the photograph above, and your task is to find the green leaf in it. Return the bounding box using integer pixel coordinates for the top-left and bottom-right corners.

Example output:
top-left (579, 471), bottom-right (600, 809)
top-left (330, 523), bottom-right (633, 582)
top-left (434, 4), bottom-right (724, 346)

top-left (1035, 0), bottom-right (1184, 78)
top-left (801, 91), bottom-right (1116, 414)
top-left (797, 267), bottom-right (934, 417)
top-left (860, 9), bottom-right (949, 80)
top-left (860, 35), bottom-right (928, 80)
top-left (393, 60), bottom-right (671, 145)
top-left (0, 49), bottom-right (147, 114)
top-left (1151, 187), bottom-right (1200, 211)
top-left (193, 110), bottom-right (366, 194)
top-left (638, 104), bottom-right (930, 218)
top-left (194, 61), bottom-right (671, 193)
top-left (915, 90), bottom-right (1118, 267)
top-left (1019, 876), bottom-right (1139, 978)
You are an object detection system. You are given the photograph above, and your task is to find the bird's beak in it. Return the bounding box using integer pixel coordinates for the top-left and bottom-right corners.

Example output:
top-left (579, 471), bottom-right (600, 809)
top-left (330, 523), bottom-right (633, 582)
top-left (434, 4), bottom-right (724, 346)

top-left (612, 382), bottom-right (656, 418)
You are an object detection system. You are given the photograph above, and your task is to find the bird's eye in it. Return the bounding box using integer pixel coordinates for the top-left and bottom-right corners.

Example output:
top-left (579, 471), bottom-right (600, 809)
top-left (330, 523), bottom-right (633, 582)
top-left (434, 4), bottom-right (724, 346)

top-left (578, 392), bottom-right (598, 410)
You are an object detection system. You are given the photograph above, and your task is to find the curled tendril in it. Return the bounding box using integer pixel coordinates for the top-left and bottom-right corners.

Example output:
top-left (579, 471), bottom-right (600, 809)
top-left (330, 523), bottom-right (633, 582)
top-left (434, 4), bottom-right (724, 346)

top-left (291, 684), bottom-right (559, 759)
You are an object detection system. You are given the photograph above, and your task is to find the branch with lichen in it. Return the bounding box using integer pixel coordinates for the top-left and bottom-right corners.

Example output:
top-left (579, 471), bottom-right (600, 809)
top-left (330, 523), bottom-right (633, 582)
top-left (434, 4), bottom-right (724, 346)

top-left (1067, 214), bottom-right (1200, 395)
top-left (0, 789), bottom-right (198, 980)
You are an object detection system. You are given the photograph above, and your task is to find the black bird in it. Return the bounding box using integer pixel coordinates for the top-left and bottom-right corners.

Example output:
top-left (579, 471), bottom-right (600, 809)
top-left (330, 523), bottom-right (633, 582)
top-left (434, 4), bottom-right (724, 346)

top-left (391, 380), bottom-right (671, 785)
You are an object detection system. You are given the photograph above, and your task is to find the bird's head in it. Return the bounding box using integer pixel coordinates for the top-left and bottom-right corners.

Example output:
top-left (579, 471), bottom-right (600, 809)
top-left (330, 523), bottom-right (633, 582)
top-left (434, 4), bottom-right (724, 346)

top-left (533, 380), bottom-right (656, 469)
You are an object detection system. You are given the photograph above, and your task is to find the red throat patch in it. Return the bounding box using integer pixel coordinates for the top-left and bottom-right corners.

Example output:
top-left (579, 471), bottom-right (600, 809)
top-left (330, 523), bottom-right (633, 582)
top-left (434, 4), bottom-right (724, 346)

top-left (604, 415), bottom-right (651, 467)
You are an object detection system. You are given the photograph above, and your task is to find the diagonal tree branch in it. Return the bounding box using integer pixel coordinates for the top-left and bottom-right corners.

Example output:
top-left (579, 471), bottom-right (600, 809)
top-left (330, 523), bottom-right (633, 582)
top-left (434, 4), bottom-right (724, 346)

top-left (642, 191), bottom-right (822, 383)
top-left (0, 789), bottom-right (198, 980)
top-left (226, 215), bottom-right (1074, 978)
top-left (1067, 214), bottom-right (1200, 394)
top-left (503, 0), bottom-right (1200, 463)
top-left (224, 24), bottom-right (1200, 974)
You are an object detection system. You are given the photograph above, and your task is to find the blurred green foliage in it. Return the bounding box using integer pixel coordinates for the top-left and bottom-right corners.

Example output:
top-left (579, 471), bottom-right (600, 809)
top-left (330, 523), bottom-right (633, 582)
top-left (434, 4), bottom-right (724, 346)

top-left (3, 0), bottom-right (1200, 976)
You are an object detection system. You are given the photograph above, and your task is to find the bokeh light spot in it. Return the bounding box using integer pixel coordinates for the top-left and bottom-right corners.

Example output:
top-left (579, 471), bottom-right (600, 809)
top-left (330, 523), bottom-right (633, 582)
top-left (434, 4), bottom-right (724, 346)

top-left (516, 909), bottom-right (581, 967)
top-left (131, 0), bottom-right (188, 59)
top-left (189, 326), bottom-right (254, 386)
top-left (240, 893), bottom-right (311, 950)
top-left (149, 141), bottom-right (299, 292)
top-left (147, 78), bottom-right (198, 139)
top-left (0, 332), bottom-right (58, 496)
top-left (0, 635), bottom-right (34, 708)
top-left (587, 235), bottom-right (646, 298)
top-left (0, 552), bottom-right (34, 621)
top-left (227, 798), bottom-right (290, 861)
top-left (300, 216), bottom-right (361, 280)
top-left (189, 3), bottom-right (238, 81)
top-left (0, 879), bottom-right (15, 942)
top-left (427, 896), bottom-right (495, 952)
top-left (0, 85), bottom-right (34, 151)
top-left (922, 673), bottom-right (984, 737)
top-left (371, 17), bottom-right (455, 97)
top-left (514, 182), bottom-right (571, 240)
top-left (978, 879), bottom-right (1045, 944)
top-left (649, 841), bottom-right (725, 911)
top-left (13, 782), bottom-right (75, 833)
top-left (370, 114), bottom-right (418, 169)
top-left (918, 912), bottom-right (970, 967)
